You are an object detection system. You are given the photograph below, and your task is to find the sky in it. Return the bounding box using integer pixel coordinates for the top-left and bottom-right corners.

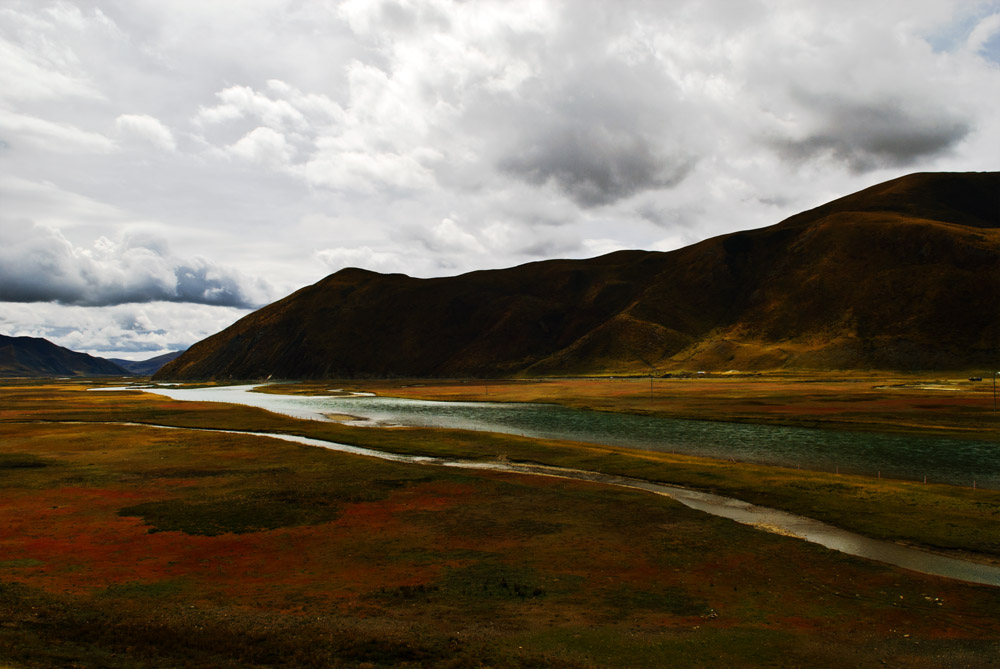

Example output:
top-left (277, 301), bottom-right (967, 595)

top-left (1, 0), bottom-right (998, 360)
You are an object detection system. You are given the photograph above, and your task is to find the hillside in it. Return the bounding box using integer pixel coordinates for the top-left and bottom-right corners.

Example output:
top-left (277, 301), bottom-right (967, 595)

top-left (108, 351), bottom-right (186, 376)
top-left (0, 335), bottom-right (130, 377)
top-left (155, 171), bottom-right (1000, 380)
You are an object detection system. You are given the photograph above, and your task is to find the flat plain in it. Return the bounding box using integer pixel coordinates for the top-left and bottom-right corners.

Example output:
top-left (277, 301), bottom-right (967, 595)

top-left (1, 376), bottom-right (999, 667)
top-left (353, 373), bottom-right (1000, 439)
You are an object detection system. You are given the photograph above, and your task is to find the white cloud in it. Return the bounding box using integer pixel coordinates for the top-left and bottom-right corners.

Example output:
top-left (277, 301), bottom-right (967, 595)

top-left (0, 1), bottom-right (119, 103)
top-left (300, 147), bottom-right (437, 192)
top-left (967, 12), bottom-right (1000, 52)
top-left (0, 176), bottom-right (126, 229)
top-left (228, 126), bottom-right (294, 165)
top-left (197, 84), bottom-right (310, 131)
top-left (115, 114), bottom-right (176, 152)
top-left (581, 237), bottom-right (628, 257)
top-left (0, 108), bottom-right (115, 153)
top-left (425, 218), bottom-right (487, 254)
top-left (0, 34), bottom-right (101, 101)
top-left (315, 245), bottom-right (402, 273)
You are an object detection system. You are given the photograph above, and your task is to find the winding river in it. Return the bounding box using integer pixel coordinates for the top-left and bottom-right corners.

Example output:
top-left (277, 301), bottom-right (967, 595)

top-left (109, 383), bottom-right (1000, 586)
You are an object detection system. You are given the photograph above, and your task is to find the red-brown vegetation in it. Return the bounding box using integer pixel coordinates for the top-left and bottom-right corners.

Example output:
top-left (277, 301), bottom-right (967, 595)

top-left (2, 381), bottom-right (999, 666)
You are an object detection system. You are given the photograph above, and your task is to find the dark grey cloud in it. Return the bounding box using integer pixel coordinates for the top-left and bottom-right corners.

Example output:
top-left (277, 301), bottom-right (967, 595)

top-left (0, 223), bottom-right (270, 308)
top-left (499, 125), bottom-right (695, 207)
top-left (170, 261), bottom-right (267, 308)
top-left (772, 95), bottom-right (972, 173)
top-left (488, 57), bottom-right (699, 208)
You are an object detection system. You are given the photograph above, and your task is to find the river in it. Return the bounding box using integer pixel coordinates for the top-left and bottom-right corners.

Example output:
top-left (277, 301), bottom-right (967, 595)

top-left (141, 384), bottom-right (999, 489)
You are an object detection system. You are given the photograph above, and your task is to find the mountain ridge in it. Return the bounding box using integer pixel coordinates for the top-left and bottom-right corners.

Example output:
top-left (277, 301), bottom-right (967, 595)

top-left (107, 351), bottom-right (186, 376)
top-left (155, 171), bottom-right (1000, 380)
top-left (0, 335), bottom-right (130, 377)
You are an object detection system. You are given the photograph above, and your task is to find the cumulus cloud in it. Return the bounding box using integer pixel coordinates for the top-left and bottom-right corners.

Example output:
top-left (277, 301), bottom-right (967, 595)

top-left (0, 224), bottom-right (272, 308)
top-left (421, 218), bottom-right (487, 254)
top-left (228, 126), bottom-right (294, 165)
top-left (769, 95), bottom-right (972, 172)
top-left (196, 83), bottom-right (317, 132)
top-left (2, 0), bottom-right (1000, 356)
top-left (499, 124), bottom-right (695, 207)
top-left (115, 114), bottom-right (176, 152)
top-left (180, 0), bottom-right (995, 211)
top-left (490, 54), bottom-right (700, 207)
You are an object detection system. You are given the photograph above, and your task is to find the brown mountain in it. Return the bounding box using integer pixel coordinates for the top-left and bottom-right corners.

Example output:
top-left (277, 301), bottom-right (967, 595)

top-left (0, 335), bottom-right (130, 377)
top-left (155, 171), bottom-right (999, 380)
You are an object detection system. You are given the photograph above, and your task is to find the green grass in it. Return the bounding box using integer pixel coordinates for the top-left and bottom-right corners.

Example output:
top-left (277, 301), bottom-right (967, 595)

top-left (118, 492), bottom-right (346, 536)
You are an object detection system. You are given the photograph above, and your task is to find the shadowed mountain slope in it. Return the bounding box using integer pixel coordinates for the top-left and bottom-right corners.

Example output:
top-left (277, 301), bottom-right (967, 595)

top-left (0, 335), bottom-right (130, 377)
top-left (156, 172), bottom-right (1000, 379)
top-left (108, 351), bottom-right (186, 376)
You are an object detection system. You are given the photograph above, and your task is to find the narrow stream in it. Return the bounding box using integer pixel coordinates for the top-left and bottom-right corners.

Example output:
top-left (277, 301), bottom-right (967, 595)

top-left (90, 419), bottom-right (1000, 588)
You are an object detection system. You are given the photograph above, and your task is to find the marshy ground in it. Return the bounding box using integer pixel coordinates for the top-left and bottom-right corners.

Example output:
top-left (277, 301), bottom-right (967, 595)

top-left (0, 377), bottom-right (998, 667)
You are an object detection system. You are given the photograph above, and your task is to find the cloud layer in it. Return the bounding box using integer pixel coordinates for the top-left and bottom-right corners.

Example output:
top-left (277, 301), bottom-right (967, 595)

top-left (0, 301), bottom-right (252, 358)
top-left (1, 0), bottom-right (999, 356)
top-left (0, 224), bottom-right (270, 308)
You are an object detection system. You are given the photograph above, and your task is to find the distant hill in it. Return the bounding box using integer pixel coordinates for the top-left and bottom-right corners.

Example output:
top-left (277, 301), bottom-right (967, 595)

top-left (155, 171), bottom-right (1000, 380)
top-left (108, 351), bottom-right (186, 376)
top-left (0, 335), bottom-right (130, 377)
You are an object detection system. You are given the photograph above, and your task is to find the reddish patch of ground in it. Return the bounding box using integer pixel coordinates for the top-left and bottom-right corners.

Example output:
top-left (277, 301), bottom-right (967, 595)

top-left (0, 481), bottom-right (480, 604)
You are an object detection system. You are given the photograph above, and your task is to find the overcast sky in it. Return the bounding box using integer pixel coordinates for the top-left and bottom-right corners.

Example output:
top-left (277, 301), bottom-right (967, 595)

top-left (1, 0), bottom-right (998, 359)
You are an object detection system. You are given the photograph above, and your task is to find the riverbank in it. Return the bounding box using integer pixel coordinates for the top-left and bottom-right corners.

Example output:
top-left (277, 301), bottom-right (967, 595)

top-left (1, 380), bottom-right (1000, 666)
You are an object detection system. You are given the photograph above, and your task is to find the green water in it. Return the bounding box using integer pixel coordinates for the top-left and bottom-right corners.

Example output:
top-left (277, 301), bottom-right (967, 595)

top-left (147, 385), bottom-right (1000, 489)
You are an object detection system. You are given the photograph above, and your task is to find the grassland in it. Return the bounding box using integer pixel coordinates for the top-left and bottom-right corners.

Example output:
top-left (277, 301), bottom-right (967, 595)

top-left (1, 379), bottom-right (999, 666)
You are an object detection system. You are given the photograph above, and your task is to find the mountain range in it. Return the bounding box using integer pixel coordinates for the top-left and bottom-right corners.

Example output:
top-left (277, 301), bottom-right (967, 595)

top-left (154, 171), bottom-right (999, 380)
top-left (107, 351), bottom-right (185, 376)
top-left (0, 335), bottom-right (130, 377)
top-left (0, 336), bottom-right (184, 378)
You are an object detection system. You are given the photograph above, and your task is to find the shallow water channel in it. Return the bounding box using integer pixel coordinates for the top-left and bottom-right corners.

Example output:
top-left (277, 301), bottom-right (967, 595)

top-left (108, 419), bottom-right (1000, 587)
top-left (143, 384), bottom-right (1000, 489)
